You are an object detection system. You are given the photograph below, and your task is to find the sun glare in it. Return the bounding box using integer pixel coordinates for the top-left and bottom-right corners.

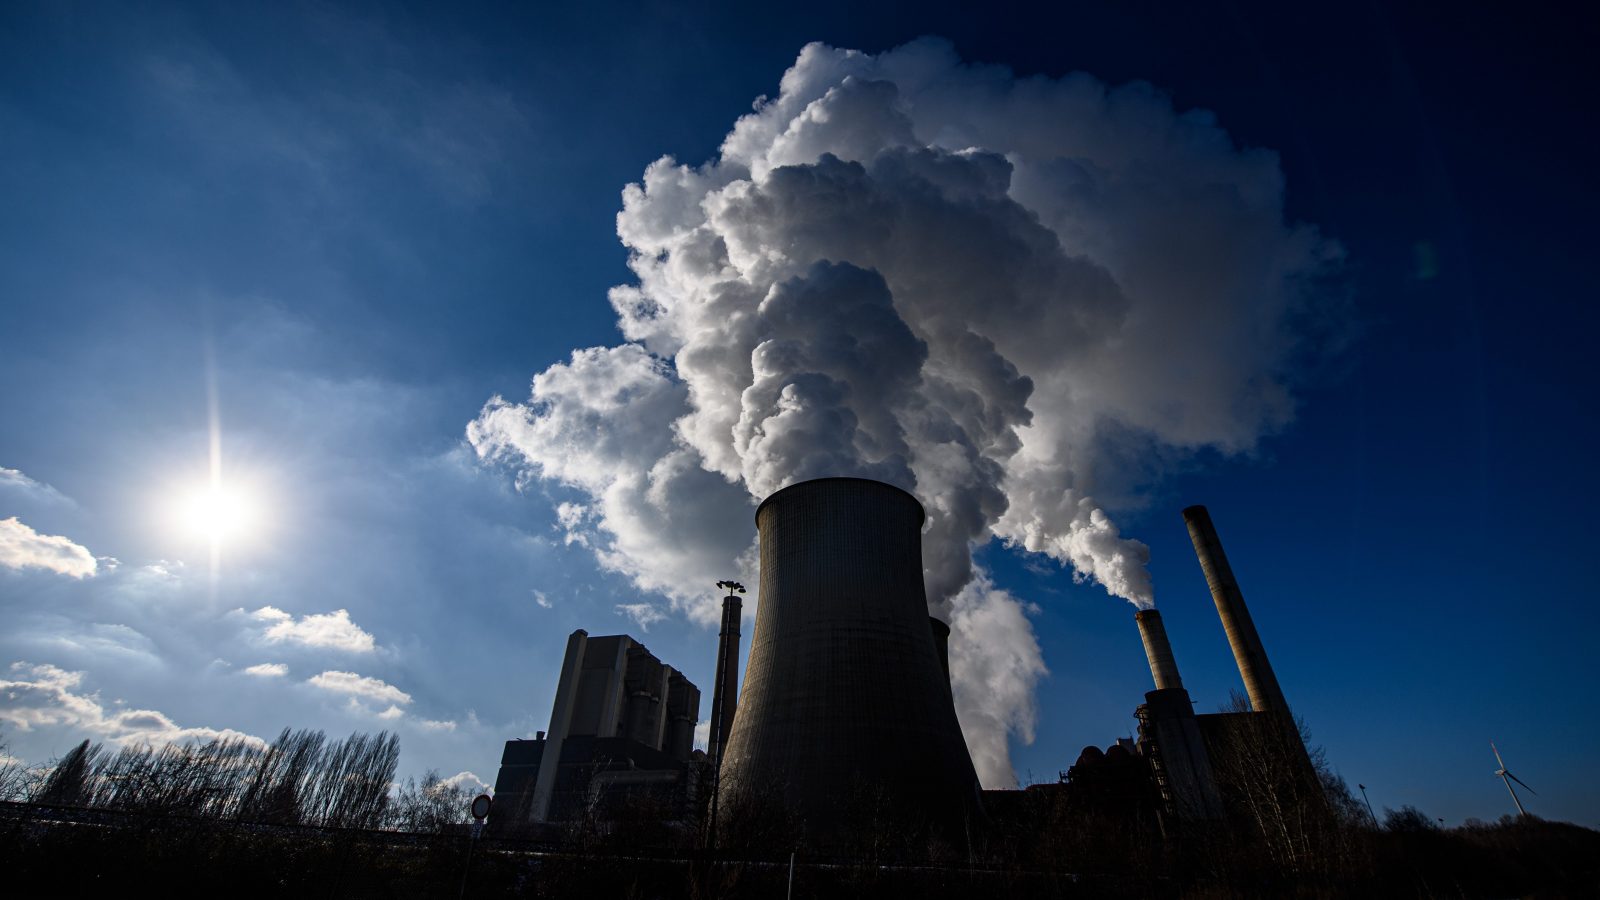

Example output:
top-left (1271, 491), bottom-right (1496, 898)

top-left (177, 484), bottom-right (261, 543)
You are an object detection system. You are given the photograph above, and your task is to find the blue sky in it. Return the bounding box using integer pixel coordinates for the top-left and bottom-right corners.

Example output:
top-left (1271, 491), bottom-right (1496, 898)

top-left (1, 1), bottom-right (1596, 826)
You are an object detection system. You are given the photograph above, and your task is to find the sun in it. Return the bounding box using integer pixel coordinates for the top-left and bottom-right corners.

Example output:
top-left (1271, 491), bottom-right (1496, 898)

top-left (176, 483), bottom-right (261, 543)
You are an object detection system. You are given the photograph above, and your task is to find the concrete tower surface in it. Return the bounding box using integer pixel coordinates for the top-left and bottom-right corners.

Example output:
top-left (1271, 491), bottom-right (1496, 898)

top-left (1135, 608), bottom-right (1184, 692)
top-left (1182, 505), bottom-right (1289, 715)
top-left (719, 477), bottom-right (981, 836)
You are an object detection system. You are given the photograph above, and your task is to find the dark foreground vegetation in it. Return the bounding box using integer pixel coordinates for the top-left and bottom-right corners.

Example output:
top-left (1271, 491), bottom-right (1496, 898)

top-left (2, 728), bottom-right (1596, 898)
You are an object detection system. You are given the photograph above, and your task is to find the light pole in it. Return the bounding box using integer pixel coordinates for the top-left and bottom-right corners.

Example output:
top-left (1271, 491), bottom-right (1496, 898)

top-left (1358, 783), bottom-right (1378, 827)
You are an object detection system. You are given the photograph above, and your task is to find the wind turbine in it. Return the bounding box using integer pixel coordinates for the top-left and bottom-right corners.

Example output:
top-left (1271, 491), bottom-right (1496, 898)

top-left (1491, 742), bottom-right (1535, 817)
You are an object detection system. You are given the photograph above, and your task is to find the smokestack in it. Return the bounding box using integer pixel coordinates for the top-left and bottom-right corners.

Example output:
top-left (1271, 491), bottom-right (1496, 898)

top-left (1182, 505), bottom-right (1288, 714)
top-left (720, 477), bottom-right (981, 835)
top-left (1131, 610), bottom-right (1225, 820)
top-left (706, 590), bottom-right (742, 764)
top-left (1134, 609), bottom-right (1183, 691)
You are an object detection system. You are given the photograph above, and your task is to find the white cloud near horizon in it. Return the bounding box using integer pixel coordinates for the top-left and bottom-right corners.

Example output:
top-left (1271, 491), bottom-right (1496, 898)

top-left (242, 662), bottom-right (288, 677)
top-left (254, 607), bottom-right (376, 653)
top-left (0, 661), bottom-right (264, 749)
top-left (0, 517), bottom-right (97, 579)
top-left (308, 670), bottom-right (412, 707)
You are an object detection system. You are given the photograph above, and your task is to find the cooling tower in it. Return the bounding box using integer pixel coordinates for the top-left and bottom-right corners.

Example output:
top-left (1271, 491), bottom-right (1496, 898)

top-left (1182, 505), bottom-right (1288, 714)
top-left (718, 477), bottom-right (981, 835)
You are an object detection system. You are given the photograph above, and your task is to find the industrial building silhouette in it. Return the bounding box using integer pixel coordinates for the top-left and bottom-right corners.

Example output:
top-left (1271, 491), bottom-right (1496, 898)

top-left (491, 477), bottom-right (1318, 846)
top-left (490, 633), bottom-right (702, 825)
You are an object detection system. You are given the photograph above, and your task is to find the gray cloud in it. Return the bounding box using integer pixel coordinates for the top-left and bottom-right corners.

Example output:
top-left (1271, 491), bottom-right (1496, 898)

top-left (0, 662), bottom-right (264, 749)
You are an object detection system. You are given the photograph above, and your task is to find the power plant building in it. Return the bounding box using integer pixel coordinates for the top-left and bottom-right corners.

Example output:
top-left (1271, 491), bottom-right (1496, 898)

top-left (486, 482), bottom-right (1319, 848)
top-left (491, 631), bottom-right (701, 825)
top-left (1073, 504), bottom-right (1321, 827)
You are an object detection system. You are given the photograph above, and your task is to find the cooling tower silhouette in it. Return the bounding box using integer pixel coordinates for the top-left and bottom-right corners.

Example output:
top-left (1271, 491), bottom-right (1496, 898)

top-left (718, 477), bottom-right (982, 836)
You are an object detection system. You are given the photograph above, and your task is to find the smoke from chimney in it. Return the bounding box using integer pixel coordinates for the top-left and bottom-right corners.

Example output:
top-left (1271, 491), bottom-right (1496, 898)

top-left (469, 38), bottom-right (1341, 784)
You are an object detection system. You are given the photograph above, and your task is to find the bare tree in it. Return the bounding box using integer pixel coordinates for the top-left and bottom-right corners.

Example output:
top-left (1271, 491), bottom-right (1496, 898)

top-left (33, 739), bottom-right (101, 807)
top-left (304, 731), bottom-right (399, 828)
top-left (1205, 693), bottom-right (1336, 873)
top-left (14, 726), bottom-right (401, 831)
top-left (237, 728), bottom-right (326, 824)
top-left (387, 770), bottom-right (473, 833)
top-left (1383, 804), bottom-right (1438, 833)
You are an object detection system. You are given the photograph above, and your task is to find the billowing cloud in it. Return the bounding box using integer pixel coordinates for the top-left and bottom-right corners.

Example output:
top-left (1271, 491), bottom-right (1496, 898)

top-left (0, 661), bottom-right (263, 748)
top-left (471, 39), bottom-right (1340, 783)
top-left (254, 607), bottom-right (376, 653)
top-left (947, 575), bottom-right (1048, 787)
top-left (470, 346), bottom-right (754, 623)
top-left (242, 662), bottom-right (288, 678)
top-left (0, 517), bottom-right (97, 579)
top-left (307, 670), bottom-right (412, 707)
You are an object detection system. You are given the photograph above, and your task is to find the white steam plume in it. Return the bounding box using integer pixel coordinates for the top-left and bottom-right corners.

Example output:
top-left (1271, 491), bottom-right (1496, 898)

top-left (470, 39), bottom-right (1339, 784)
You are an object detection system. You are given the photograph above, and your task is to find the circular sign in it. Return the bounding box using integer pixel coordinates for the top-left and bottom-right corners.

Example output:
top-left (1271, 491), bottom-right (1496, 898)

top-left (470, 793), bottom-right (492, 820)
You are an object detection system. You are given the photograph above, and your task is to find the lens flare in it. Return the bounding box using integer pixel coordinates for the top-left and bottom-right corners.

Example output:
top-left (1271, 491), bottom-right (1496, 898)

top-left (176, 483), bottom-right (260, 543)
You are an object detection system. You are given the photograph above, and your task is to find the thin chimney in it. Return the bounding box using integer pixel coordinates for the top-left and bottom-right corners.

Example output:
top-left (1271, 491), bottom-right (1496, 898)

top-left (707, 588), bottom-right (742, 764)
top-left (1182, 505), bottom-right (1288, 714)
top-left (1135, 609), bottom-right (1184, 691)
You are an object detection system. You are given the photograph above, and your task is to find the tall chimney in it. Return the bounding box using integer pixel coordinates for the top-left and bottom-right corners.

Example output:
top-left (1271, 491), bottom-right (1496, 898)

top-left (706, 590), bottom-right (742, 764)
top-left (1135, 609), bottom-right (1183, 691)
top-left (1182, 505), bottom-right (1288, 714)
